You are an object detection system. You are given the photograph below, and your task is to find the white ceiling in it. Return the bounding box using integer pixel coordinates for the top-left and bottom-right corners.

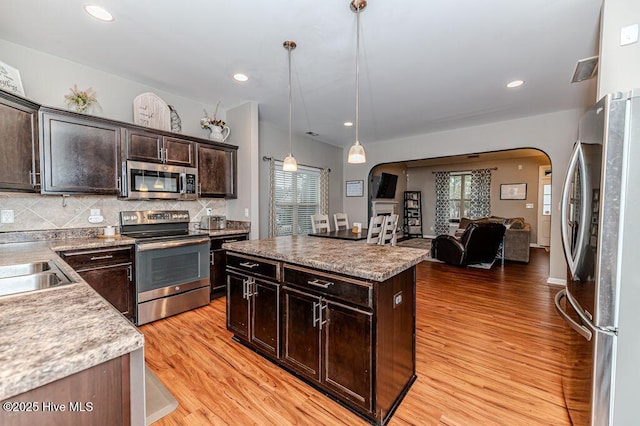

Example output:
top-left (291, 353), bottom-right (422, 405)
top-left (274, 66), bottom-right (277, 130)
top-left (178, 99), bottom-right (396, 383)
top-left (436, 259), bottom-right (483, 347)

top-left (0, 0), bottom-right (601, 148)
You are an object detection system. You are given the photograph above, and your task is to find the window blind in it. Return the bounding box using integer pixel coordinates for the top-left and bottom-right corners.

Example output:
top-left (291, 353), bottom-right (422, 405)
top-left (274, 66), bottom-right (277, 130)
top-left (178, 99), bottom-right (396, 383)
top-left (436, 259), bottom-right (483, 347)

top-left (273, 161), bottom-right (321, 236)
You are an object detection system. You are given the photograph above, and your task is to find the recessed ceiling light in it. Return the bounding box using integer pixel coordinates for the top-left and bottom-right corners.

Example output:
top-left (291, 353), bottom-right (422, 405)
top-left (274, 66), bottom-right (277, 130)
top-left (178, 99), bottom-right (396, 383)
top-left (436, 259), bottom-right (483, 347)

top-left (83, 4), bottom-right (114, 22)
top-left (343, 121), bottom-right (353, 127)
top-left (233, 73), bottom-right (248, 82)
top-left (507, 80), bottom-right (524, 88)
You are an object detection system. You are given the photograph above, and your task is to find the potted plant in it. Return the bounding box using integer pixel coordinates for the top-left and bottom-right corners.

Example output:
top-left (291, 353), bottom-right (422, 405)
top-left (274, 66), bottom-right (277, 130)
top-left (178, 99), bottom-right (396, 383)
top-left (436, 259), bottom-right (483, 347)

top-left (64, 84), bottom-right (99, 113)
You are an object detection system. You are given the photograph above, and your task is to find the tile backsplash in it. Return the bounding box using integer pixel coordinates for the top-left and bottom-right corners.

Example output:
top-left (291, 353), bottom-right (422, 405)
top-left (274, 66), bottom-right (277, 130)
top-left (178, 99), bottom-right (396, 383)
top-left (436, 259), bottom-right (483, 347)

top-left (0, 192), bottom-right (226, 232)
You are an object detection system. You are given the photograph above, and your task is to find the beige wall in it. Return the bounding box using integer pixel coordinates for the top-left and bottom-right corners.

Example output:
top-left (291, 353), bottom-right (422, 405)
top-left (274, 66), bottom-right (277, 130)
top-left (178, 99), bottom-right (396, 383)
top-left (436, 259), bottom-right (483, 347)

top-left (598, 0), bottom-right (640, 97)
top-left (342, 108), bottom-right (586, 283)
top-left (406, 154), bottom-right (550, 241)
top-left (258, 122), bottom-right (344, 239)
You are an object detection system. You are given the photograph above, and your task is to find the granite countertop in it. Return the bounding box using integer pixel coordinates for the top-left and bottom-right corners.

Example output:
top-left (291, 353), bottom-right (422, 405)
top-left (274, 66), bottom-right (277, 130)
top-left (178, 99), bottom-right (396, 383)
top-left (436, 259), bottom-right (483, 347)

top-left (205, 228), bottom-right (250, 237)
top-left (0, 242), bottom-right (144, 400)
top-left (223, 236), bottom-right (429, 282)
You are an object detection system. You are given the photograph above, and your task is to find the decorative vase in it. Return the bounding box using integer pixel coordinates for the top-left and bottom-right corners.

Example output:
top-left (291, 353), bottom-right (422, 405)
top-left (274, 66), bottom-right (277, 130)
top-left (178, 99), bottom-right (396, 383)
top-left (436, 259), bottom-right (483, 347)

top-left (72, 103), bottom-right (89, 113)
top-left (209, 125), bottom-right (231, 142)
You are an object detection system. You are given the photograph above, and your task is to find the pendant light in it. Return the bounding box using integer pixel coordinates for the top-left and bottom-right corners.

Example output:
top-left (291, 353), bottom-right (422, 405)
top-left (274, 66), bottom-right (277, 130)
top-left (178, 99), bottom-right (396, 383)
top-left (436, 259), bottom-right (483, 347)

top-left (282, 40), bottom-right (298, 172)
top-left (348, 0), bottom-right (367, 164)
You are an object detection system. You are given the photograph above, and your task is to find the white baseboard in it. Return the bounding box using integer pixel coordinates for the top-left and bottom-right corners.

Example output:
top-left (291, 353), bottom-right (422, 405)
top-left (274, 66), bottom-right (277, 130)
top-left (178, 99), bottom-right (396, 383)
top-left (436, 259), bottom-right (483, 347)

top-left (546, 277), bottom-right (566, 286)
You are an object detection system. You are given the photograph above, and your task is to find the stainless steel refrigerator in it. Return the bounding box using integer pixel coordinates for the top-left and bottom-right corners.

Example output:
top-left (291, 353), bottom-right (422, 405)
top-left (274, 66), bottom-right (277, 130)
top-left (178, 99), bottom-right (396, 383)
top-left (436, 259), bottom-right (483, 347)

top-left (555, 89), bottom-right (640, 425)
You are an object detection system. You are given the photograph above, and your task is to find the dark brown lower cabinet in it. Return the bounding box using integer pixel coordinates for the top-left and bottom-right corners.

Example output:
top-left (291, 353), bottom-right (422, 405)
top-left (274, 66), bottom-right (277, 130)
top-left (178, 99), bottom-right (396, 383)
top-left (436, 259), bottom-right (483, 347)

top-left (282, 287), bottom-right (373, 412)
top-left (59, 246), bottom-right (135, 321)
top-left (209, 233), bottom-right (248, 300)
top-left (1, 354), bottom-right (130, 426)
top-left (226, 251), bottom-right (416, 426)
top-left (227, 271), bottom-right (280, 358)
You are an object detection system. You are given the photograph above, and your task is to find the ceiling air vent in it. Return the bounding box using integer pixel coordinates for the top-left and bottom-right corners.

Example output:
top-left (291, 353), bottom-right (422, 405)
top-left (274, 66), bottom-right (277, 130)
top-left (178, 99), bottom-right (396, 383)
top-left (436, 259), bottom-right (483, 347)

top-left (571, 56), bottom-right (599, 83)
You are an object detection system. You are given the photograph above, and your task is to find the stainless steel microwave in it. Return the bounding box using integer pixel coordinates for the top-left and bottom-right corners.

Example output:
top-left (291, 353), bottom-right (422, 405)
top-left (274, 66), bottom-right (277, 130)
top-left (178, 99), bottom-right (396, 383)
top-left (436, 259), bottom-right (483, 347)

top-left (122, 160), bottom-right (197, 200)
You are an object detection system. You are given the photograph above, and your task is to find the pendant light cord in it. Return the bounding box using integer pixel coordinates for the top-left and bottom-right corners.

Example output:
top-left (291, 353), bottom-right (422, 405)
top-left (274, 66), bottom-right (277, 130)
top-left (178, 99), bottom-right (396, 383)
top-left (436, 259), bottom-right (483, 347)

top-left (288, 44), bottom-right (293, 155)
top-left (355, 8), bottom-right (360, 145)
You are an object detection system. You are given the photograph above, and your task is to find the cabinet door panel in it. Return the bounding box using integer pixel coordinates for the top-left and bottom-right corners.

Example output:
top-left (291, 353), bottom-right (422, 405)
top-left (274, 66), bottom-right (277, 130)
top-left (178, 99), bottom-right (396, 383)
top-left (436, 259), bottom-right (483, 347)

top-left (41, 112), bottom-right (120, 194)
top-left (0, 99), bottom-right (38, 191)
top-left (164, 137), bottom-right (194, 166)
top-left (127, 129), bottom-right (162, 163)
top-left (198, 145), bottom-right (236, 198)
top-left (251, 280), bottom-right (279, 357)
top-left (324, 302), bottom-right (372, 411)
top-left (282, 289), bottom-right (321, 381)
top-left (227, 272), bottom-right (249, 338)
top-left (78, 265), bottom-right (134, 320)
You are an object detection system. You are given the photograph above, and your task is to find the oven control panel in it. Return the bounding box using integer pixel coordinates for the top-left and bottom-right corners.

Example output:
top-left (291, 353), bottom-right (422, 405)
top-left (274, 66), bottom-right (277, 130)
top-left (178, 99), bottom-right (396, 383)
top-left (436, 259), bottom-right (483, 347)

top-left (120, 210), bottom-right (190, 225)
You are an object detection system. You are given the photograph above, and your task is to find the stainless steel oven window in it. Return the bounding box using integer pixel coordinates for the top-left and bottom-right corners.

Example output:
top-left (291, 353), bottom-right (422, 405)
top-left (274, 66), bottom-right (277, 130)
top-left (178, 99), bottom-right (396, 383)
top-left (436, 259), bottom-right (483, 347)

top-left (136, 241), bottom-right (209, 293)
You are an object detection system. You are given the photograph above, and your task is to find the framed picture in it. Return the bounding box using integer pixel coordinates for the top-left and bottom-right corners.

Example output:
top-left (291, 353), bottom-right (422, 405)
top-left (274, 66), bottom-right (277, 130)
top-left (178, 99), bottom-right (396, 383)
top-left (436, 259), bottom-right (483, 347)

top-left (500, 183), bottom-right (527, 200)
top-left (0, 60), bottom-right (25, 97)
top-left (346, 180), bottom-right (364, 197)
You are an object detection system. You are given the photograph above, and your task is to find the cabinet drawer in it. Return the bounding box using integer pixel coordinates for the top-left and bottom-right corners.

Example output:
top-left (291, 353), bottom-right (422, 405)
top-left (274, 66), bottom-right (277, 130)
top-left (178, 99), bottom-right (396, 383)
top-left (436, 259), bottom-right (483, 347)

top-left (60, 246), bottom-right (134, 270)
top-left (226, 253), bottom-right (280, 280)
top-left (283, 265), bottom-right (373, 309)
top-left (211, 234), bottom-right (248, 250)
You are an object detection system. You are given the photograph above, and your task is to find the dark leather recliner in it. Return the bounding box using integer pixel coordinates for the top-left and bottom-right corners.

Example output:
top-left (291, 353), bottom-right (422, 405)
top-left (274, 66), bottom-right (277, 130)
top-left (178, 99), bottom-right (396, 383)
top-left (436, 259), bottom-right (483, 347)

top-left (431, 222), bottom-right (506, 266)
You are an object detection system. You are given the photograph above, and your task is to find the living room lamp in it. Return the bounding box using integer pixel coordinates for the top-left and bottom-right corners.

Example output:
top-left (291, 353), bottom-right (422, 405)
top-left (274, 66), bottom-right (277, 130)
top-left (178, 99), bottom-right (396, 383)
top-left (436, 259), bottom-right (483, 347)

top-left (282, 40), bottom-right (298, 172)
top-left (347, 0), bottom-right (367, 164)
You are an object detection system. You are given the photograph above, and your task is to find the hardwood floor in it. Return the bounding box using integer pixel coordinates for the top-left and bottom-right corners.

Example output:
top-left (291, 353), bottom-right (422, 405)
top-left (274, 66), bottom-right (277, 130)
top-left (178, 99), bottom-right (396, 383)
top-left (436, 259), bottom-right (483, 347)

top-left (141, 248), bottom-right (570, 425)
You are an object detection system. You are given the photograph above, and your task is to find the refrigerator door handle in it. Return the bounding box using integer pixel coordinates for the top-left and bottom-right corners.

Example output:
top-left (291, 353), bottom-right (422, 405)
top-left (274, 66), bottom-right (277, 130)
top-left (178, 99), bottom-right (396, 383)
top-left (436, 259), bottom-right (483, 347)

top-left (560, 142), bottom-right (588, 277)
top-left (555, 289), bottom-right (593, 341)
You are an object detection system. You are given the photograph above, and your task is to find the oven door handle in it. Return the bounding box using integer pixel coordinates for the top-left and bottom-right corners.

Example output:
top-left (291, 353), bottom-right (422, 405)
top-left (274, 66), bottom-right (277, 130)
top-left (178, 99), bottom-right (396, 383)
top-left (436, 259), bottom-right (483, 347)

top-left (137, 236), bottom-right (210, 252)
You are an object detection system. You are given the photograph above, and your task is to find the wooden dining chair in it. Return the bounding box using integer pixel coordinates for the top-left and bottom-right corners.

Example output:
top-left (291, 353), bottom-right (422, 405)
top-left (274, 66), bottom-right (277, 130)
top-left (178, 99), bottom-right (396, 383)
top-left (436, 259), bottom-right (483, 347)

top-left (311, 214), bottom-right (330, 233)
top-left (379, 214), bottom-right (399, 246)
top-left (366, 215), bottom-right (386, 244)
top-left (333, 213), bottom-right (349, 231)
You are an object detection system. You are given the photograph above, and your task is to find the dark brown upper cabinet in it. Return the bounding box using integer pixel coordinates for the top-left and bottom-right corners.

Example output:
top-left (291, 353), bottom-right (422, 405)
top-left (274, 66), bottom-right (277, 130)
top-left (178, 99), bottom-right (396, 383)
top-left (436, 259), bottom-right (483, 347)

top-left (40, 108), bottom-right (121, 194)
top-left (197, 142), bottom-right (237, 198)
top-left (126, 128), bottom-right (195, 167)
top-left (0, 91), bottom-right (40, 191)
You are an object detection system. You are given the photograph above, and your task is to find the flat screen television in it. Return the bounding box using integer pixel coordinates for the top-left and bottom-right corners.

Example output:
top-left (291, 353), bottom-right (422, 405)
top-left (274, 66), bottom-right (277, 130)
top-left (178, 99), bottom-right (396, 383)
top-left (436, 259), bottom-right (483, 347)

top-left (375, 173), bottom-right (398, 199)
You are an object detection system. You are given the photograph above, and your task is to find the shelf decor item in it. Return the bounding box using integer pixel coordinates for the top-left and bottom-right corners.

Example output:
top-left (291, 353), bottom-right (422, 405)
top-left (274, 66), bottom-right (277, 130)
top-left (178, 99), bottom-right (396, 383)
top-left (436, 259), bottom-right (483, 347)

top-left (0, 60), bottom-right (25, 96)
top-left (168, 105), bottom-right (182, 133)
top-left (133, 92), bottom-right (171, 130)
top-left (200, 102), bottom-right (230, 142)
top-left (64, 84), bottom-right (99, 113)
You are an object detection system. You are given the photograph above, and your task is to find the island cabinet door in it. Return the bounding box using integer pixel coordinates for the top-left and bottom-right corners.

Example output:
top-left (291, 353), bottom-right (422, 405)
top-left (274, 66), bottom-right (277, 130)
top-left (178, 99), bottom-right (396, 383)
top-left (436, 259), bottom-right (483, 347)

top-left (323, 301), bottom-right (373, 412)
top-left (250, 279), bottom-right (280, 358)
top-left (282, 287), bottom-right (322, 382)
top-left (227, 272), bottom-right (250, 339)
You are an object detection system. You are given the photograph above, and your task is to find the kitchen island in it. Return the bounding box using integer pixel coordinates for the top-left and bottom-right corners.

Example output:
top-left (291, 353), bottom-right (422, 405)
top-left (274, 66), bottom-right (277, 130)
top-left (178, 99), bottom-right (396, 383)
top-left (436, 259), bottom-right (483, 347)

top-left (223, 236), bottom-right (429, 426)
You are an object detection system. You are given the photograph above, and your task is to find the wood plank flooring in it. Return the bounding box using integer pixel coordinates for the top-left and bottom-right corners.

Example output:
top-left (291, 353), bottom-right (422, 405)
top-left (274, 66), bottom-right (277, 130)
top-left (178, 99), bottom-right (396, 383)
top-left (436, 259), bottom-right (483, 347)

top-left (141, 248), bottom-right (570, 425)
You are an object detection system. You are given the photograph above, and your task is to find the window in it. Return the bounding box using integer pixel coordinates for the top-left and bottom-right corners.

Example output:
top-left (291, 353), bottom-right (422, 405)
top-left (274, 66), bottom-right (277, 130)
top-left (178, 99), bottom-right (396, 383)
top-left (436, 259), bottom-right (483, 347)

top-left (542, 184), bottom-right (552, 215)
top-left (273, 161), bottom-right (321, 236)
top-left (449, 172), bottom-right (471, 219)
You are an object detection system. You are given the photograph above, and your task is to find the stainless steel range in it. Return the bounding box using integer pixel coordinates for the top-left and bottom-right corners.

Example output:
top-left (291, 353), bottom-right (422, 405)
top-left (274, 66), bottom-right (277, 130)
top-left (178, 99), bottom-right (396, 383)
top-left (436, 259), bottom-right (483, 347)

top-left (120, 210), bottom-right (210, 325)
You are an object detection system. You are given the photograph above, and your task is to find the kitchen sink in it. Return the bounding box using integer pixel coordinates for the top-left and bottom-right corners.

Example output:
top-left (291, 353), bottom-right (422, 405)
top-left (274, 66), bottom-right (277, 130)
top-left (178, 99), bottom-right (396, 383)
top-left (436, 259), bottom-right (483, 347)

top-left (0, 261), bottom-right (51, 279)
top-left (0, 260), bottom-right (75, 297)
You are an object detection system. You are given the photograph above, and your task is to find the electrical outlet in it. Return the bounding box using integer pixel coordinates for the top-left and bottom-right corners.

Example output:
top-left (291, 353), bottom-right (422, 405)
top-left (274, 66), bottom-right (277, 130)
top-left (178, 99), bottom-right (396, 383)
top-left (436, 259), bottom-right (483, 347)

top-left (1, 209), bottom-right (15, 224)
top-left (244, 208), bottom-right (249, 218)
top-left (393, 291), bottom-right (403, 308)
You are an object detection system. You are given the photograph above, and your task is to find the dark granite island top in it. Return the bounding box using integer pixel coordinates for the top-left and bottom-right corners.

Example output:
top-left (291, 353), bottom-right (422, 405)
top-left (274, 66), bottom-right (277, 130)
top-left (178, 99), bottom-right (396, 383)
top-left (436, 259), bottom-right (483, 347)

top-left (222, 235), bottom-right (429, 281)
top-left (223, 235), bottom-right (429, 425)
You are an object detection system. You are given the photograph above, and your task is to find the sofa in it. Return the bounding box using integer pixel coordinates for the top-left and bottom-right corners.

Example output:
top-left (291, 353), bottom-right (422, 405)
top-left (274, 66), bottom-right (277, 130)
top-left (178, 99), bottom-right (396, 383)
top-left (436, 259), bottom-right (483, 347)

top-left (456, 216), bottom-right (531, 263)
